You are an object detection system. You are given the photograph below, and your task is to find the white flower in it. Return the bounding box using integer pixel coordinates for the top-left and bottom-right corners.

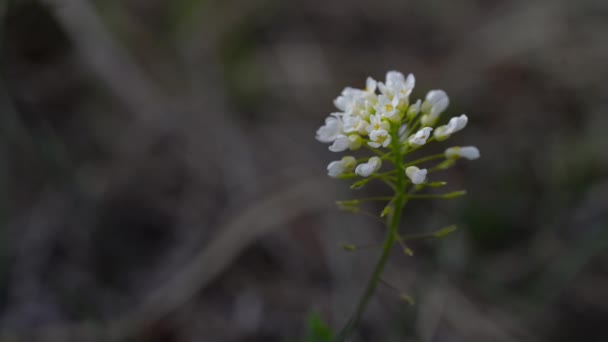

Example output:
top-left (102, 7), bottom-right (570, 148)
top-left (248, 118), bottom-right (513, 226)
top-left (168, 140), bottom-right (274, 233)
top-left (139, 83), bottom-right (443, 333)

top-left (375, 95), bottom-right (401, 122)
top-left (445, 146), bottom-right (480, 160)
top-left (327, 156), bottom-right (357, 178)
top-left (447, 114), bottom-right (468, 133)
top-left (334, 78), bottom-right (378, 118)
top-left (394, 73), bottom-right (415, 101)
top-left (366, 113), bottom-right (390, 133)
top-left (316, 115), bottom-right (343, 143)
top-left (405, 166), bottom-right (427, 184)
top-left (434, 114), bottom-right (468, 141)
top-left (329, 134), bottom-right (349, 152)
top-left (423, 90), bottom-right (449, 116)
top-left (342, 114), bottom-right (369, 135)
top-left (329, 134), bottom-right (362, 152)
top-left (420, 90), bottom-right (449, 125)
top-left (408, 127), bottom-right (433, 146)
top-left (334, 87), bottom-right (362, 113)
top-left (380, 71), bottom-right (415, 95)
top-left (368, 129), bottom-right (391, 148)
top-left (355, 156), bottom-right (382, 177)
top-left (406, 99), bottom-right (421, 120)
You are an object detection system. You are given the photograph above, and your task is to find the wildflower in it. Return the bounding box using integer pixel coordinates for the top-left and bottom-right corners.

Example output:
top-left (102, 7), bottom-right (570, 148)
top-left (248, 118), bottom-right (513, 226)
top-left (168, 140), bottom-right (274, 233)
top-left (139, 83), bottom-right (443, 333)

top-left (445, 146), bottom-right (480, 160)
top-left (405, 166), bottom-right (427, 184)
top-left (355, 156), bottom-right (382, 177)
top-left (327, 156), bottom-right (357, 178)
top-left (408, 127), bottom-right (433, 146)
top-left (317, 70), bottom-right (480, 340)
top-left (316, 115), bottom-right (343, 143)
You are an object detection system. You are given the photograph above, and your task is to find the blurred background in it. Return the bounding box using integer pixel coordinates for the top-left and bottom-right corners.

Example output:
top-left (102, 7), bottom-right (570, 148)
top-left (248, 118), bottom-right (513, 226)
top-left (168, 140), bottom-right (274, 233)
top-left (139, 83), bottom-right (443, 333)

top-left (0, 0), bottom-right (607, 341)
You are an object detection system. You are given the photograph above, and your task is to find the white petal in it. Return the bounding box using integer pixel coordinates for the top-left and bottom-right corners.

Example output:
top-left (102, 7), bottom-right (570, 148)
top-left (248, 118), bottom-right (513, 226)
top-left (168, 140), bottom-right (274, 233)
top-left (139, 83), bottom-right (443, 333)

top-left (425, 89), bottom-right (449, 117)
top-left (355, 157), bottom-right (382, 177)
top-left (404, 73), bottom-right (415, 90)
top-left (447, 114), bottom-right (468, 133)
top-left (459, 146), bottom-right (480, 159)
top-left (316, 116), bottom-right (342, 143)
top-left (327, 161), bottom-right (344, 178)
top-left (382, 134), bottom-right (392, 147)
top-left (342, 114), bottom-right (358, 133)
top-left (366, 77), bottom-right (377, 92)
top-left (386, 71), bottom-right (405, 86)
top-left (445, 146), bottom-right (480, 160)
top-left (328, 135), bottom-right (350, 152)
top-left (408, 127), bottom-right (433, 145)
top-left (405, 166), bottom-right (427, 184)
top-left (455, 114), bottom-right (468, 131)
top-left (369, 129), bottom-right (386, 141)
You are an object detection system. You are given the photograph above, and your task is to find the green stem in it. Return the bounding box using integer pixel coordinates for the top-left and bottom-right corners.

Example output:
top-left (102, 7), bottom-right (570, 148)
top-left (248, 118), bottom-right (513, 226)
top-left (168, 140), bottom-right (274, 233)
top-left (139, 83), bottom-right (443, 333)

top-left (334, 125), bottom-right (407, 342)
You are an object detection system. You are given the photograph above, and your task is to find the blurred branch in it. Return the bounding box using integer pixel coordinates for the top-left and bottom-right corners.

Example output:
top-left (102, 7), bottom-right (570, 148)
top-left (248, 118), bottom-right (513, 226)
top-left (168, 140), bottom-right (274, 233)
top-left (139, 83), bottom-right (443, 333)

top-left (39, 0), bottom-right (173, 155)
top-left (0, 175), bottom-right (332, 341)
top-left (40, 0), bottom-right (166, 115)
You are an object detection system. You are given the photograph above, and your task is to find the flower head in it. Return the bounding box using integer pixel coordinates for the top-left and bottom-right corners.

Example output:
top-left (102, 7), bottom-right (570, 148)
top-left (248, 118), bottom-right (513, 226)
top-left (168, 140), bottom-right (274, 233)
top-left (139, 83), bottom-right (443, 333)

top-left (316, 115), bottom-right (343, 143)
top-left (317, 71), bottom-right (478, 186)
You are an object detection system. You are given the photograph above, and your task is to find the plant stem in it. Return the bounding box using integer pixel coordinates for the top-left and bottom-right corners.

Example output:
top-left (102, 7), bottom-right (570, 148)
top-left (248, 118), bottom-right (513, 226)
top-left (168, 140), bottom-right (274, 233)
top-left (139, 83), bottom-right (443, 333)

top-left (334, 126), bottom-right (407, 341)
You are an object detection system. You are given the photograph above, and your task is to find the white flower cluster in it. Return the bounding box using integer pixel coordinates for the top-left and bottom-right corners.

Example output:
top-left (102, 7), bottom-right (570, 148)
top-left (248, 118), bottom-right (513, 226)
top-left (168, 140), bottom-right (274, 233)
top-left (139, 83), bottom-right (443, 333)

top-left (317, 71), bottom-right (480, 184)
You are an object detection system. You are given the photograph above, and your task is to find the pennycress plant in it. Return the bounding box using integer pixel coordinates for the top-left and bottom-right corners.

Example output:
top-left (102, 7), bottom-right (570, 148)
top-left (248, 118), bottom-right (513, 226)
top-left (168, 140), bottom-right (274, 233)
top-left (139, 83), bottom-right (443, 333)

top-left (316, 71), bottom-right (480, 340)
